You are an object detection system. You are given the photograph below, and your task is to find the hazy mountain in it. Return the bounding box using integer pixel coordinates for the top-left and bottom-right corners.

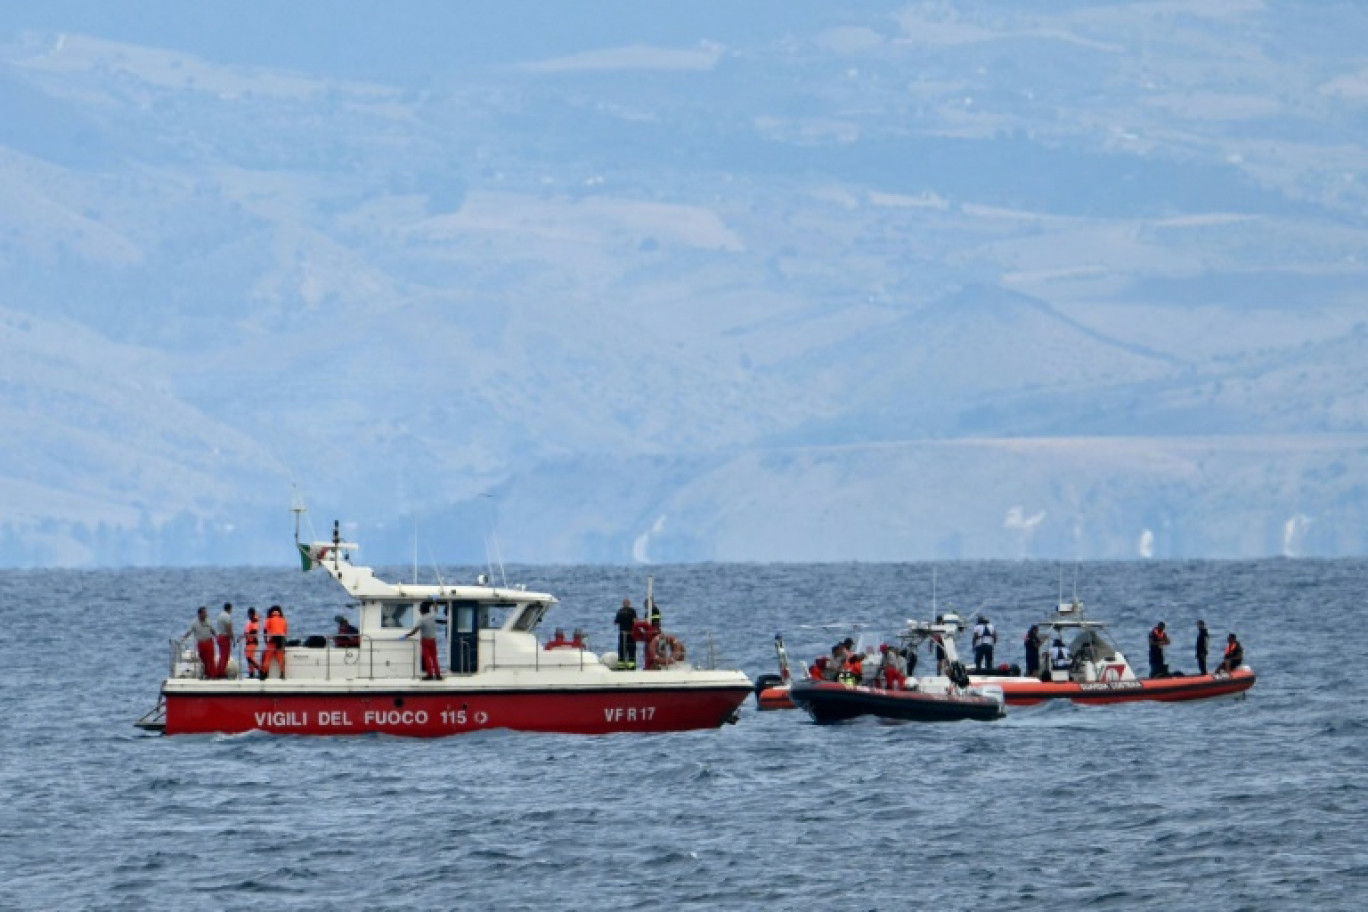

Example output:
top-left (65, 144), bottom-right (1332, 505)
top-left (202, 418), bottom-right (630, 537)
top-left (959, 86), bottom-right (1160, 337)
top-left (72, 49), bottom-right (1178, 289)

top-left (1, 2), bottom-right (1365, 566)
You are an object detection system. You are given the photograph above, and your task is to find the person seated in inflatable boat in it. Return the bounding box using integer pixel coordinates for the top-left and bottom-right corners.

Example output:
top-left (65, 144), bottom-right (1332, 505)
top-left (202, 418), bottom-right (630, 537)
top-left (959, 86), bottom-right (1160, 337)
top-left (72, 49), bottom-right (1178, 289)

top-left (1216, 633), bottom-right (1244, 675)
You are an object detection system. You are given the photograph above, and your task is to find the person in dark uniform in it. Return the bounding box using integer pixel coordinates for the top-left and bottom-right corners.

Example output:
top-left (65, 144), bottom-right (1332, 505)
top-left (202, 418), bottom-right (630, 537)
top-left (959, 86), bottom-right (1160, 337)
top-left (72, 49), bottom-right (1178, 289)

top-left (971, 616), bottom-right (996, 671)
top-left (1148, 621), bottom-right (1171, 678)
top-left (1195, 620), bottom-right (1210, 675)
top-left (647, 598), bottom-right (663, 631)
top-left (1024, 625), bottom-right (1042, 677)
top-left (614, 598), bottom-right (638, 669)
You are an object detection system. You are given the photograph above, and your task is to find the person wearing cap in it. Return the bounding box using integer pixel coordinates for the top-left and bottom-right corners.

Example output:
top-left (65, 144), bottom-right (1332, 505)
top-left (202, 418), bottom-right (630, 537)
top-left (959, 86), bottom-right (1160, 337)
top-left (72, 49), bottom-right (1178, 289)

top-left (1217, 633), bottom-right (1244, 675)
top-left (213, 603), bottom-right (234, 678)
top-left (404, 601), bottom-right (442, 680)
top-left (260, 605), bottom-right (289, 680)
top-left (1195, 620), bottom-right (1210, 675)
top-left (972, 615), bottom-right (996, 671)
top-left (333, 614), bottom-right (360, 649)
top-left (1148, 621), bottom-right (1171, 678)
top-left (243, 607), bottom-right (263, 679)
top-left (183, 606), bottom-right (216, 679)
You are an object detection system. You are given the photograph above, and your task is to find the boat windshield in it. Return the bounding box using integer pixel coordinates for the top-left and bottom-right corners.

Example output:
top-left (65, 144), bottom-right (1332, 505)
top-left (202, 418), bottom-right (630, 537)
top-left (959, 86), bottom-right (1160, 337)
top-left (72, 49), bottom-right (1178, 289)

top-left (510, 602), bottom-right (549, 632)
top-left (1065, 627), bottom-right (1121, 663)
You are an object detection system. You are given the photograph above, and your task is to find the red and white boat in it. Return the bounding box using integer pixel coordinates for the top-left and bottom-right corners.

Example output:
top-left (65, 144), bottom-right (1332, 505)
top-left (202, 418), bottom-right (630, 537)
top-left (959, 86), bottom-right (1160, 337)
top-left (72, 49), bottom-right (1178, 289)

top-left (136, 523), bottom-right (752, 737)
top-left (960, 599), bottom-right (1256, 706)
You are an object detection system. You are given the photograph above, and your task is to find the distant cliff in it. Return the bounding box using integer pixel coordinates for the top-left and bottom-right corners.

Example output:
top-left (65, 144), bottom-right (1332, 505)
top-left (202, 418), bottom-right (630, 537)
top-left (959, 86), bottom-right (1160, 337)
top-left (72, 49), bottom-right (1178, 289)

top-left (1, 3), bottom-right (1365, 565)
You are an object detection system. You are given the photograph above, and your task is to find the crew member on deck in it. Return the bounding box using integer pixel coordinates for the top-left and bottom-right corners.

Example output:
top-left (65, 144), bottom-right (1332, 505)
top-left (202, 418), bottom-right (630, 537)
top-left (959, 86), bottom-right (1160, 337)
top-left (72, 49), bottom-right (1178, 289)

top-left (1024, 625), bottom-right (1042, 677)
top-left (333, 614), bottom-right (360, 649)
top-left (405, 601), bottom-right (442, 680)
top-left (261, 605), bottom-right (289, 680)
top-left (183, 606), bottom-right (216, 679)
top-left (243, 607), bottom-right (262, 679)
top-left (1049, 637), bottom-right (1071, 679)
top-left (1195, 620), bottom-right (1210, 675)
top-left (1217, 633), bottom-right (1244, 675)
top-left (214, 603), bottom-right (234, 679)
top-left (647, 597), bottom-right (663, 631)
top-left (972, 615), bottom-right (996, 671)
top-left (1148, 621), bottom-right (1171, 678)
top-left (614, 598), bottom-right (638, 669)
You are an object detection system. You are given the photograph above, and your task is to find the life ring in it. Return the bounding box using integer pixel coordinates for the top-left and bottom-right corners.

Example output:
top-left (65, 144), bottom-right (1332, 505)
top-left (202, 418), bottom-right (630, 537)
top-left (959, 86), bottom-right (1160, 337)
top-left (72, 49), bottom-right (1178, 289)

top-left (650, 633), bottom-right (687, 667)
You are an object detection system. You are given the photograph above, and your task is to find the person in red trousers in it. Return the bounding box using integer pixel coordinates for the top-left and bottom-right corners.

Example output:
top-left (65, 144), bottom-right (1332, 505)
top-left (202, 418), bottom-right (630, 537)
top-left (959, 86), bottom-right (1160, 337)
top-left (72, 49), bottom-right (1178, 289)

top-left (214, 603), bottom-right (234, 678)
top-left (184, 606), bottom-right (216, 679)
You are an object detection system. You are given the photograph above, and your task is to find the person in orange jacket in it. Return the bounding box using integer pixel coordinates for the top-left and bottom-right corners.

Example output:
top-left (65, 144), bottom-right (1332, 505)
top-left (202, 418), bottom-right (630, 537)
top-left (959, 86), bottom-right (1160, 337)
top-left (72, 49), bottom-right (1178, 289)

top-left (243, 607), bottom-right (263, 678)
top-left (260, 605), bottom-right (289, 680)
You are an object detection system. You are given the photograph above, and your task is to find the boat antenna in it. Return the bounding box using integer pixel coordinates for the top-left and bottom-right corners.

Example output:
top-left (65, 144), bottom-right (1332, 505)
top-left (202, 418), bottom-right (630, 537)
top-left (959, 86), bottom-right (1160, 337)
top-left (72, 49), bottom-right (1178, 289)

top-left (425, 542), bottom-right (449, 594)
top-left (290, 485), bottom-right (317, 546)
top-left (480, 492), bottom-right (507, 588)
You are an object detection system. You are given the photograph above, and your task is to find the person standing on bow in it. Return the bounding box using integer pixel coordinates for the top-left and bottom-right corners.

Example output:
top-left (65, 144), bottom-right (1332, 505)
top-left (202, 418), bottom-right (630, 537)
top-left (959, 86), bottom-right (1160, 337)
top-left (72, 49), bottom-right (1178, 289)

top-left (1195, 619), bottom-right (1210, 675)
top-left (405, 601), bottom-right (442, 680)
top-left (972, 615), bottom-right (996, 671)
top-left (243, 607), bottom-right (263, 679)
top-left (1148, 621), bottom-right (1171, 678)
top-left (1023, 625), bottom-right (1042, 678)
top-left (261, 605), bottom-right (289, 680)
top-left (614, 598), bottom-right (638, 669)
top-left (213, 602), bottom-right (234, 678)
top-left (183, 606), bottom-right (216, 679)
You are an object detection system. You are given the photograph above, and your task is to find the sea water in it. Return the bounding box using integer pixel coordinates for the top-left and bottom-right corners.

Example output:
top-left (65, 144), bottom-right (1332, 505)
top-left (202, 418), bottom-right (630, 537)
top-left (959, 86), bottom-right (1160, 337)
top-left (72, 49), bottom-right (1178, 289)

top-left (1, 559), bottom-right (1364, 911)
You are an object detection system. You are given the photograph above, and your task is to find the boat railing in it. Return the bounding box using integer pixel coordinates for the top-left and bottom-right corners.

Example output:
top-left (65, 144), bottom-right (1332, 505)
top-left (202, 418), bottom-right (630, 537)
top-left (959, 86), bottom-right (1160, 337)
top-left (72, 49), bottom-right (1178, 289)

top-left (167, 625), bottom-right (731, 682)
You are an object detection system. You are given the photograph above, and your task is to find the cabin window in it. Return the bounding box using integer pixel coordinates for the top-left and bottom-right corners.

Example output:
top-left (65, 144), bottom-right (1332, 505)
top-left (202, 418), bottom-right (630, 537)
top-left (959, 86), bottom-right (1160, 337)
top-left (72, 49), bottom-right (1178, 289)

top-left (511, 603), bottom-right (548, 632)
top-left (381, 603), bottom-right (414, 629)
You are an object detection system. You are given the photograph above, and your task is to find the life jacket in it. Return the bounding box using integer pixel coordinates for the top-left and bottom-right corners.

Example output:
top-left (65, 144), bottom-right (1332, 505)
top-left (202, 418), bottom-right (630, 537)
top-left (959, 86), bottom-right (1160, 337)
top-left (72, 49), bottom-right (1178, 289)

top-left (244, 618), bottom-right (261, 644)
top-left (265, 614), bottom-right (288, 637)
top-left (1224, 641), bottom-right (1239, 658)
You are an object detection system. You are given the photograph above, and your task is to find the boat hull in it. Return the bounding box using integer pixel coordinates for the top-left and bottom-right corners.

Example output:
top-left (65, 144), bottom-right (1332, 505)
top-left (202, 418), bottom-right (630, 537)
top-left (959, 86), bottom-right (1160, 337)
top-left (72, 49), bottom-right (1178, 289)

top-left (162, 682), bottom-right (751, 736)
top-left (790, 680), bottom-right (1004, 724)
top-left (975, 668), bottom-right (1257, 706)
